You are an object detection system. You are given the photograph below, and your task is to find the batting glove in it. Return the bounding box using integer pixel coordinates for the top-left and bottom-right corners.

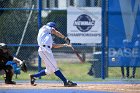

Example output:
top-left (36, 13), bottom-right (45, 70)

top-left (64, 37), bottom-right (70, 44)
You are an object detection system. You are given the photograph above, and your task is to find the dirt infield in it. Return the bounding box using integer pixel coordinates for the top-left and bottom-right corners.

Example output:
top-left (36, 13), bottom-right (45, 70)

top-left (0, 83), bottom-right (140, 93)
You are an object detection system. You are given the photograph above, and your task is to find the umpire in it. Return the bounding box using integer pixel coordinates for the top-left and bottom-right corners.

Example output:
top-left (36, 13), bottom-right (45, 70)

top-left (0, 43), bottom-right (27, 84)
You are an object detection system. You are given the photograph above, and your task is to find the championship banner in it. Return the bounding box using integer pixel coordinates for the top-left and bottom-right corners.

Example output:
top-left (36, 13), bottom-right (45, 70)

top-left (67, 7), bottom-right (101, 43)
top-left (108, 0), bottom-right (140, 67)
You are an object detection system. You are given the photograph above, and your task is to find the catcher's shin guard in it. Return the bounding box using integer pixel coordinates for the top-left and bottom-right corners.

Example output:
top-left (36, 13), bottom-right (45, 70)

top-left (5, 65), bottom-right (16, 84)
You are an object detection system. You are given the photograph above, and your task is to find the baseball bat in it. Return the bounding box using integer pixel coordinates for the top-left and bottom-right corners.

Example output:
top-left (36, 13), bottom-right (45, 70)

top-left (71, 45), bottom-right (84, 63)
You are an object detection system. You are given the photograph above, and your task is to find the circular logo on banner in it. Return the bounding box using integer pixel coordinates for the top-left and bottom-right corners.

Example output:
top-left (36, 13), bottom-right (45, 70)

top-left (73, 14), bottom-right (95, 32)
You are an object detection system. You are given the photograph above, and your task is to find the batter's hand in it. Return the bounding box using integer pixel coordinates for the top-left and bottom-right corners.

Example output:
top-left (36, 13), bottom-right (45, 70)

top-left (64, 37), bottom-right (70, 44)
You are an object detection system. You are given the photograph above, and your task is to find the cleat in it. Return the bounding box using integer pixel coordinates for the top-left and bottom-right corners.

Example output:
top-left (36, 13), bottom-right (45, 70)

top-left (5, 80), bottom-right (16, 84)
top-left (64, 80), bottom-right (77, 87)
top-left (30, 74), bottom-right (36, 86)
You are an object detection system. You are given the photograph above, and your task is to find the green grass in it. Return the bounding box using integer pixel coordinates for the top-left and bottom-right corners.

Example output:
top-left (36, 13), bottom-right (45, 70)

top-left (1, 62), bottom-right (140, 81)
top-left (108, 67), bottom-right (140, 79)
top-left (0, 62), bottom-right (94, 81)
top-left (58, 62), bottom-right (93, 81)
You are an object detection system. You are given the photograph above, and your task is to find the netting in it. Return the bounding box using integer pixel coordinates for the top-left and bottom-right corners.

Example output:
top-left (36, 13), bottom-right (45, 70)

top-left (0, 0), bottom-right (102, 81)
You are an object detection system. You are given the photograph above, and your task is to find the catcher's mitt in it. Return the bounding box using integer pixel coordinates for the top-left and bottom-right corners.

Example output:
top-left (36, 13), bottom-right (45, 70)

top-left (20, 61), bottom-right (27, 72)
top-left (64, 37), bottom-right (70, 44)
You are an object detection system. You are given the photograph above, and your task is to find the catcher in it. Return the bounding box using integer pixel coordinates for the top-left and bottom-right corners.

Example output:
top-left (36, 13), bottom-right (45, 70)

top-left (0, 43), bottom-right (27, 84)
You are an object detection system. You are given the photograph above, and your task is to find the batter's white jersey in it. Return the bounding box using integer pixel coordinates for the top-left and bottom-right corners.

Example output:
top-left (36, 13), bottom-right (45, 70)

top-left (37, 25), bottom-right (59, 74)
top-left (37, 25), bottom-right (53, 48)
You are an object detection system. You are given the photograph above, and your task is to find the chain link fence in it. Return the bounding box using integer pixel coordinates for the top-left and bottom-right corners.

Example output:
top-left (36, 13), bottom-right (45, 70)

top-left (0, 0), bottom-right (103, 81)
top-left (1, 0), bottom-right (139, 81)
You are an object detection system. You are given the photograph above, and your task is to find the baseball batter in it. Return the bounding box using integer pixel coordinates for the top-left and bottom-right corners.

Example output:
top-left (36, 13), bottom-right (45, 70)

top-left (30, 22), bottom-right (77, 87)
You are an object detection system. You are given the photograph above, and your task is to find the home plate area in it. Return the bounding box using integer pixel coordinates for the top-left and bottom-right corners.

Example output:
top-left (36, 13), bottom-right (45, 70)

top-left (0, 81), bottom-right (140, 93)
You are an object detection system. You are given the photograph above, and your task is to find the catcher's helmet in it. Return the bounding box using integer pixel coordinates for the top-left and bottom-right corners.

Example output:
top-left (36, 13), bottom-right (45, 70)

top-left (47, 22), bottom-right (56, 28)
top-left (0, 43), bottom-right (8, 49)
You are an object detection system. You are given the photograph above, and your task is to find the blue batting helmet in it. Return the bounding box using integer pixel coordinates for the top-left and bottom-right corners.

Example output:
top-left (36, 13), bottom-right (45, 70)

top-left (47, 22), bottom-right (56, 28)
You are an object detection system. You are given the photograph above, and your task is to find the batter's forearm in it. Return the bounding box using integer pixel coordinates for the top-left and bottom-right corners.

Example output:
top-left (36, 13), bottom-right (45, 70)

top-left (52, 44), bottom-right (71, 48)
top-left (52, 44), bottom-right (64, 48)
top-left (55, 31), bottom-right (65, 39)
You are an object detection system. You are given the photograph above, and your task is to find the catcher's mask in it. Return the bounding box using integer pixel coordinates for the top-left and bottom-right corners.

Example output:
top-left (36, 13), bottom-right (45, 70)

top-left (0, 43), bottom-right (8, 49)
top-left (47, 22), bottom-right (56, 28)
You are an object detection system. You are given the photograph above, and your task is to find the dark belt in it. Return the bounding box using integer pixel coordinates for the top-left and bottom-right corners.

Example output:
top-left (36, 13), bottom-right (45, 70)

top-left (43, 45), bottom-right (50, 48)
